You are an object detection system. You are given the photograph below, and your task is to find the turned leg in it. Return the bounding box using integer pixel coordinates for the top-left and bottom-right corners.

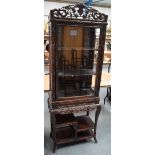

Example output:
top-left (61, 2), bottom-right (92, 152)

top-left (94, 105), bottom-right (101, 143)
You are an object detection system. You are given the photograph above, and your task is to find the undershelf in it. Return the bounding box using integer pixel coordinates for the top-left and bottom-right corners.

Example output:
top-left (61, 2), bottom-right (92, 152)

top-left (76, 116), bottom-right (94, 132)
top-left (56, 126), bottom-right (75, 144)
top-left (56, 127), bottom-right (94, 144)
top-left (77, 130), bottom-right (94, 141)
top-left (54, 115), bottom-right (95, 144)
top-left (55, 113), bottom-right (76, 128)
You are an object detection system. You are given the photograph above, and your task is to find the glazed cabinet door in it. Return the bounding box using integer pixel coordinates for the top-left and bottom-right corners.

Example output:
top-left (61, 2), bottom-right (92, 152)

top-left (53, 25), bottom-right (102, 99)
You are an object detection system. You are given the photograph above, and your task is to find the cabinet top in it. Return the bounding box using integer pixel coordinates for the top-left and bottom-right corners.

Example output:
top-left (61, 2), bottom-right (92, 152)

top-left (50, 3), bottom-right (108, 23)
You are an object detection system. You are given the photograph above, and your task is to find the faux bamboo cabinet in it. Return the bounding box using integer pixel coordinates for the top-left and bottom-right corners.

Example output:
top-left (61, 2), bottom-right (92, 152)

top-left (48, 3), bottom-right (108, 153)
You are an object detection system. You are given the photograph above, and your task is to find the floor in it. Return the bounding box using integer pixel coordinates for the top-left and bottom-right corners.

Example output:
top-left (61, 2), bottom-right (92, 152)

top-left (44, 65), bottom-right (111, 155)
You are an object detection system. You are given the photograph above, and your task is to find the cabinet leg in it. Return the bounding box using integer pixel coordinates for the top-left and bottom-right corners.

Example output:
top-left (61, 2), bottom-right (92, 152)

top-left (104, 97), bottom-right (106, 105)
top-left (50, 132), bottom-right (52, 138)
top-left (94, 105), bottom-right (101, 143)
top-left (52, 142), bottom-right (56, 153)
top-left (50, 112), bottom-right (56, 153)
top-left (86, 111), bottom-right (89, 116)
top-left (94, 136), bottom-right (97, 143)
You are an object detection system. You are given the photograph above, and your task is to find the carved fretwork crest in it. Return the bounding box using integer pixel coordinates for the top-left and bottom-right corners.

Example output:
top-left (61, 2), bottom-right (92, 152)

top-left (50, 3), bottom-right (108, 22)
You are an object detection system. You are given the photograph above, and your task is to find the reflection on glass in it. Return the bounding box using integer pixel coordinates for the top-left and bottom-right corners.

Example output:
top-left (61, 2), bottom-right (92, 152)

top-left (55, 26), bottom-right (100, 98)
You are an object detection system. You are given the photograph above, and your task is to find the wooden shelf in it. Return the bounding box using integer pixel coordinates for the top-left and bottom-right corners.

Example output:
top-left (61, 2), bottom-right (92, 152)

top-left (58, 88), bottom-right (94, 98)
top-left (58, 69), bottom-right (96, 77)
top-left (76, 116), bottom-right (94, 132)
top-left (54, 115), bottom-right (95, 144)
top-left (56, 127), bottom-right (75, 144)
top-left (44, 72), bottom-right (111, 92)
top-left (55, 127), bottom-right (94, 144)
top-left (77, 130), bottom-right (94, 141)
top-left (57, 47), bottom-right (99, 51)
top-left (56, 113), bottom-right (76, 129)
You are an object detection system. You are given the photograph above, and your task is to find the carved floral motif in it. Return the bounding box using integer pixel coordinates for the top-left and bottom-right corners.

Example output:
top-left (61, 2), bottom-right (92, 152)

top-left (50, 104), bottom-right (100, 114)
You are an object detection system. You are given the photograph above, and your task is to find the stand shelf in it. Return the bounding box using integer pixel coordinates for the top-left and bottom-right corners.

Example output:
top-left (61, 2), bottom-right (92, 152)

top-left (55, 113), bottom-right (76, 128)
top-left (77, 116), bottom-right (94, 132)
top-left (56, 127), bottom-right (75, 144)
top-left (55, 127), bottom-right (94, 145)
top-left (77, 130), bottom-right (94, 141)
top-left (52, 114), bottom-right (96, 145)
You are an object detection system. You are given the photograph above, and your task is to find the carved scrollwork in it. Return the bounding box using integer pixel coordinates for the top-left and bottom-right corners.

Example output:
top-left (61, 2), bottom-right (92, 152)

top-left (50, 3), bottom-right (107, 22)
top-left (50, 104), bottom-right (99, 114)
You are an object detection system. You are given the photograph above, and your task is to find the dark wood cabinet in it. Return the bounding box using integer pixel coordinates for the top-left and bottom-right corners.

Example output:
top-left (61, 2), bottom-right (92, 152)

top-left (48, 3), bottom-right (108, 153)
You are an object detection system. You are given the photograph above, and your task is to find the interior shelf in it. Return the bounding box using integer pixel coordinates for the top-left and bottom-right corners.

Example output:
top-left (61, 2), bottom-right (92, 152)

top-left (57, 47), bottom-right (99, 51)
top-left (76, 116), bottom-right (95, 132)
top-left (58, 88), bottom-right (94, 98)
top-left (57, 69), bottom-right (96, 77)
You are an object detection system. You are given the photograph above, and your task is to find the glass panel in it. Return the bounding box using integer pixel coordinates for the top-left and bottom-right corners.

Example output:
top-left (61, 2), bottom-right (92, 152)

top-left (55, 25), bottom-right (100, 98)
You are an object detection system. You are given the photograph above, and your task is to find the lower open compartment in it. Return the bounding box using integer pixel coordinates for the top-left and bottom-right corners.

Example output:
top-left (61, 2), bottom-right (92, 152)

top-left (56, 126), bottom-right (94, 145)
top-left (55, 114), bottom-right (95, 145)
top-left (56, 126), bottom-right (75, 144)
top-left (77, 130), bottom-right (94, 141)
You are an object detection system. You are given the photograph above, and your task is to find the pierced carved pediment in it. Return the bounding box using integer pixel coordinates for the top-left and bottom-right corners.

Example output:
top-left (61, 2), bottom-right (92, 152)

top-left (50, 3), bottom-right (107, 22)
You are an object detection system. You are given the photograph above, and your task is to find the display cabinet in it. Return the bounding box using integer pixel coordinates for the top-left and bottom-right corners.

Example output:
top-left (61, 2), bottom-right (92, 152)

top-left (48, 3), bottom-right (108, 152)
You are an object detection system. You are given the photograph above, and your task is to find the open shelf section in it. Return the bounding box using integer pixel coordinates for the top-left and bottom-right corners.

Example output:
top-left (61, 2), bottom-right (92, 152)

top-left (54, 115), bottom-right (95, 145)
top-left (57, 69), bottom-right (96, 77)
top-left (56, 127), bottom-right (75, 144)
top-left (76, 116), bottom-right (95, 132)
top-left (55, 113), bottom-right (76, 129)
top-left (55, 127), bottom-right (94, 144)
top-left (77, 130), bottom-right (94, 141)
top-left (57, 47), bottom-right (99, 51)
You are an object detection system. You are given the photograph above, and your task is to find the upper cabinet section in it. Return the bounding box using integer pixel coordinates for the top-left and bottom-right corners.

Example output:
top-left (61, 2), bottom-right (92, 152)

top-left (49, 3), bottom-right (108, 100)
